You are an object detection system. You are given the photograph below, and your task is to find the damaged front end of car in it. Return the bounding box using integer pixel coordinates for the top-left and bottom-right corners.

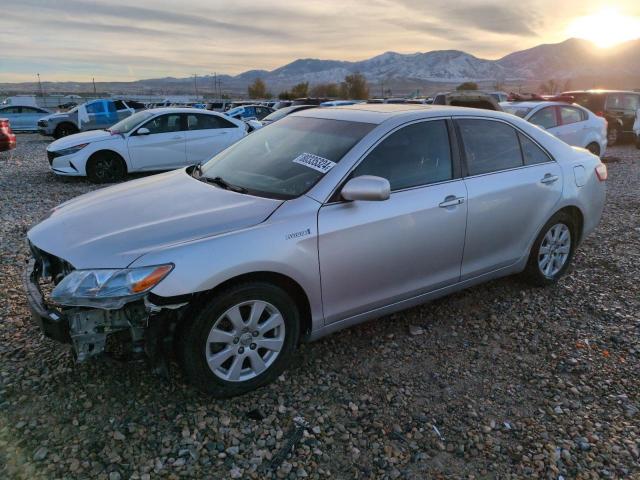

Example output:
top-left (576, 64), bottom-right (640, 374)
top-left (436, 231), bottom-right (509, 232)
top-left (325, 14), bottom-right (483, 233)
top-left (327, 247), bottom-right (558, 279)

top-left (23, 243), bottom-right (188, 374)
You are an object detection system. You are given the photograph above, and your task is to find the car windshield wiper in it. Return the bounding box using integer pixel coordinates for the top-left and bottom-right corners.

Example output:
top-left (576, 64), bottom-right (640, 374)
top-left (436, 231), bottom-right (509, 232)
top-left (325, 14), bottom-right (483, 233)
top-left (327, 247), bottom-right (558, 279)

top-left (201, 175), bottom-right (248, 193)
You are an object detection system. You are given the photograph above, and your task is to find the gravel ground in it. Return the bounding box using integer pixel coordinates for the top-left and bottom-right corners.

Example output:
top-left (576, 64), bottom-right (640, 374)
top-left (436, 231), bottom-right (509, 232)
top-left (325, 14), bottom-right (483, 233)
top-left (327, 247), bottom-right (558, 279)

top-left (0, 134), bottom-right (638, 479)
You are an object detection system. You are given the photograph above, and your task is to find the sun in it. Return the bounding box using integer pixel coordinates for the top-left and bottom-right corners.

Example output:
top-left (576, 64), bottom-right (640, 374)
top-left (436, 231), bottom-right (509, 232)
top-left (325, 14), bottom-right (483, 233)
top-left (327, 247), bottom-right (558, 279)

top-left (566, 7), bottom-right (640, 48)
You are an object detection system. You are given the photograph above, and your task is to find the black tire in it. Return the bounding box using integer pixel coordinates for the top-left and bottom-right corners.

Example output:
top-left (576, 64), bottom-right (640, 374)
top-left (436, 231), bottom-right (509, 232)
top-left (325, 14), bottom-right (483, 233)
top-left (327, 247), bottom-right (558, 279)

top-left (53, 122), bottom-right (79, 139)
top-left (523, 211), bottom-right (577, 287)
top-left (586, 142), bottom-right (600, 157)
top-left (607, 126), bottom-right (620, 146)
top-left (179, 282), bottom-right (300, 397)
top-left (86, 151), bottom-right (127, 183)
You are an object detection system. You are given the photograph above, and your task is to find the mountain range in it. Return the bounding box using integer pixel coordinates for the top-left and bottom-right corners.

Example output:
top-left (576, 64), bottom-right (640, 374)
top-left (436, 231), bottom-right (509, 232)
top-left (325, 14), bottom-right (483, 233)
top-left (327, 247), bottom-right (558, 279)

top-left (2, 38), bottom-right (639, 96)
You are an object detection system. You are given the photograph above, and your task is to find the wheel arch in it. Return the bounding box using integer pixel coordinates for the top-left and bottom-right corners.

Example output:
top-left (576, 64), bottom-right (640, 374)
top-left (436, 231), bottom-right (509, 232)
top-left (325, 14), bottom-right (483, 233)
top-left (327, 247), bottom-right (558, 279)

top-left (554, 205), bottom-right (584, 243)
top-left (189, 271), bottom-right (313, 339)
top-left (87, 149), bottom-right (130, 173)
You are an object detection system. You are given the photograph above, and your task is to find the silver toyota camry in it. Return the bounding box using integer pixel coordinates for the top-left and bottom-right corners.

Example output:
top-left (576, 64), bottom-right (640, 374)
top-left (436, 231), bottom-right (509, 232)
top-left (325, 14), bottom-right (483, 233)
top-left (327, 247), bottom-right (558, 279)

top-left (25, 104), bottom-right (607, 397)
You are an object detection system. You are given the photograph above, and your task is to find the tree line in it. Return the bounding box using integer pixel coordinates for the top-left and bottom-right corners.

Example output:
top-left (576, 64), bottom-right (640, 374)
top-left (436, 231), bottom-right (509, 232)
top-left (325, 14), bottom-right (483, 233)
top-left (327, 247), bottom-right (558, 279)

top-left (248, 73), bottom-right (369, 100)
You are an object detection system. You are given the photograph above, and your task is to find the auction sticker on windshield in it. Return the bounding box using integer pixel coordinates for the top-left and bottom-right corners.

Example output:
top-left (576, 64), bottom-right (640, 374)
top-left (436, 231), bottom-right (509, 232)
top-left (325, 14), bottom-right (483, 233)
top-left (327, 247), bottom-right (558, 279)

top-left (292, 153), bottom-right (336, 173)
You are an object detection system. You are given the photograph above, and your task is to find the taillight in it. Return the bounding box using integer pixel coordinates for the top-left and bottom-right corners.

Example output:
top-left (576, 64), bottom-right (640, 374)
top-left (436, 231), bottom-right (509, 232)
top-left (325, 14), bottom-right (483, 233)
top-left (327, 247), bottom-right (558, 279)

top-left (595, 111), bottom-right (604, 117)
top-left (595, 163), bottom-right (608, 181)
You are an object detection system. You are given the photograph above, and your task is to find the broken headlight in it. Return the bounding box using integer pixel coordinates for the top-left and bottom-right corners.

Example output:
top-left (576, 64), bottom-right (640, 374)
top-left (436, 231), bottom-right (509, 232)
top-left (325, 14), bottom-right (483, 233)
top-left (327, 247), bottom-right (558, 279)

top-left (51, 264), bottom-right (173, 309)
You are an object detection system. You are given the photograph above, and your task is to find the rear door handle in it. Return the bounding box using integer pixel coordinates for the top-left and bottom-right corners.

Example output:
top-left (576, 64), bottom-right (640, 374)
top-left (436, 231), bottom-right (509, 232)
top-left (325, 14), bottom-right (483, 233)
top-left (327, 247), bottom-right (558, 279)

top-left (439, 195), bottom-right (465, 208)
top-left (540, 174), bottom-right (559, 184)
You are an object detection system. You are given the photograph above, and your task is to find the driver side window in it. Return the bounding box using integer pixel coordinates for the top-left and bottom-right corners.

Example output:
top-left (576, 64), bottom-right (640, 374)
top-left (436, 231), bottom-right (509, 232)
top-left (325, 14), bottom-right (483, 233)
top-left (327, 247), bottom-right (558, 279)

top-left (140, 114), bottom-right (182, 134)
top-left (351, 120), bottom-right (453, 191)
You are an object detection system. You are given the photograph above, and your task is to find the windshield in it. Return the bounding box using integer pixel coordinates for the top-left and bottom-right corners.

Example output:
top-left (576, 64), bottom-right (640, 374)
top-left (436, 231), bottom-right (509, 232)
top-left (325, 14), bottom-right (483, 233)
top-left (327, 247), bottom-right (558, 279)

top-left (226, 107), bottom-right (243, 117)
top-left (502, 105), bottom-right (532, 118)
top-left (109, 111), bottom-right (155, 133)
top-left (200, 116), bottom-right (374, 199)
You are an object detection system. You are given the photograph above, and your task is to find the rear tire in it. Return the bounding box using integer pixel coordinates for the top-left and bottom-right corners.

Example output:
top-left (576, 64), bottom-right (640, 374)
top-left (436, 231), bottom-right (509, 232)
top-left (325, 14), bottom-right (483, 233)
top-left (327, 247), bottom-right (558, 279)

top-left (607, 126), bottom-right (620, 146)
top-left (179, 282), bottom-right (300, 397)
top-left (86, 151), bottom-right (127, 183)
top-left (53, 122), bottom-right (79, 139)
top-left (524, 211), bottom-right (577, 286)
top-left (586, 142), bottom-right (600, 157)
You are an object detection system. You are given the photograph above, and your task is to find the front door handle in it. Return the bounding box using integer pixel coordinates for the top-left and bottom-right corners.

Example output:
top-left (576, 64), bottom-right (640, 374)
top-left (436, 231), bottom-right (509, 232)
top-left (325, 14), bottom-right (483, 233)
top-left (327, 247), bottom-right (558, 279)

top-left (540, 174), bottom-right (559, 184)
top-left (439, 195), bottom-right (465, 208)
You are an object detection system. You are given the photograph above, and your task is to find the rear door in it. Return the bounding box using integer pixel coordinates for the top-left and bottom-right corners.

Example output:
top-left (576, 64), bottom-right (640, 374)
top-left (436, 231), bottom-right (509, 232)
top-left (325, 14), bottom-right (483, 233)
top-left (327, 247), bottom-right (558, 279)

top-left (457, 118), bottom-right (562, 279)
top-left (554, 106), bottom-right (588, 147)
top-left (127, 113), bottom-right (186, 170)
top-left (318, 119), bottom-right (467, 323)
top-left (184, 113), bottom-right (241, 164)
top-left (19, 107), bottom-right (48, 131)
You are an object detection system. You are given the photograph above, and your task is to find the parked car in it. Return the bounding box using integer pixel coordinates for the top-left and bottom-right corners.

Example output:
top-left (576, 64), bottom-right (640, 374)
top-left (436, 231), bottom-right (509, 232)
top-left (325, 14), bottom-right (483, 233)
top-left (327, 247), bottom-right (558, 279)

top-left (38, 99), bottom-right (146, 139)
top-left (320, 100), bottom-right (362, 107)
top-left (0, 105), bottom-right (50, 132)
top-left (501, 101), bottom-right (607, 156)
top-left (260, 105), bottom-right (317, 126)
top-left (225, 105), bottom-right (274, 121)
top-left (0, 118), bottom-right (16, 152)
top-left (561, 90), bottom-right (640, 146)
top-left (432, 91), bottom-right (503, 111)
top-left (45, 108), bottom-right (246, 183)
top-left (272, 101), bottom-right (293, 110)
top-left (25, 104), bottom-right (606, 397)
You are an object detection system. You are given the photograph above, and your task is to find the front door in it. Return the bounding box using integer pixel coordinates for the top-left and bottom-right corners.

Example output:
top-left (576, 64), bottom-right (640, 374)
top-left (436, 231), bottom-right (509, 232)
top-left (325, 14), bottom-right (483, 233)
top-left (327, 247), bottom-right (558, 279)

top-left (318, 119), bottom-right (467, 323)
top-left (127, 113), bottom-right (186, 170)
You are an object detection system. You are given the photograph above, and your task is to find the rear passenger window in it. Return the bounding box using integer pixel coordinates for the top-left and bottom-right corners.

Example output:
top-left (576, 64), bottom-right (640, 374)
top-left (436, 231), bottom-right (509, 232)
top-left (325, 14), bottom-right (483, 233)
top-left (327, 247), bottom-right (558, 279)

top-left (559, 106), bottom-right (585, 125)
top-left (187, 114), bottom-right (236, 130)
top-left (351, 120), bottom-right (452, 191)
top-left (518, 133), bottom-right (551, 165)
top-left (529, 107), bottom-right (557, 129)
top-left (458, 119), bottom-right (523, 175)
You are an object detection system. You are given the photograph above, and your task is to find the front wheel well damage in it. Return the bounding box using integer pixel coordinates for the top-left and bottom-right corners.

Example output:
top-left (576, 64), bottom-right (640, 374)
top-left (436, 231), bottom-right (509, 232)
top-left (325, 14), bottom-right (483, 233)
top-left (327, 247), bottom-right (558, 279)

top-left (185, 272), bottom-right (313, 339)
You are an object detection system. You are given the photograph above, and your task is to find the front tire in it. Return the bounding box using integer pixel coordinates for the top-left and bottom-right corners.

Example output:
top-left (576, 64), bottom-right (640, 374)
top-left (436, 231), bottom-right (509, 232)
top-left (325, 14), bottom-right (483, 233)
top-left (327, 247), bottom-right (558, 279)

top-left (607, 126), bottom-right (620, 146)
top-left (180, 282), bottom-right (300, 397)
top-left (86, 151), bottom-right (127, 183)
top-left (524, 212), bottom-right (577, 286)
top-left (53, 122), bottom-right (79, 139)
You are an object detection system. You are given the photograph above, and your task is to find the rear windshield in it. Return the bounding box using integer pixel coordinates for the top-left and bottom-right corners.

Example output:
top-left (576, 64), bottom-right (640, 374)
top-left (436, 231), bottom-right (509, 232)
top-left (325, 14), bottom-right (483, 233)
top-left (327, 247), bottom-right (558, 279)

top-left (200, 116), bottom-right (375, 199)
top-left (502, 105), bottom-right (533, 118)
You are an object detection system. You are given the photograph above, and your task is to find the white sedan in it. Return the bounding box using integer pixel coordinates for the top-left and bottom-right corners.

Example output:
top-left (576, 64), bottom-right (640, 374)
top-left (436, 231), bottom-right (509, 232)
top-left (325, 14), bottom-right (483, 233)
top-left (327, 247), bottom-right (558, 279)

top-left (501, 101), bottom-right (607, 157)
top-left (46, 108), bottom-right (247, 182)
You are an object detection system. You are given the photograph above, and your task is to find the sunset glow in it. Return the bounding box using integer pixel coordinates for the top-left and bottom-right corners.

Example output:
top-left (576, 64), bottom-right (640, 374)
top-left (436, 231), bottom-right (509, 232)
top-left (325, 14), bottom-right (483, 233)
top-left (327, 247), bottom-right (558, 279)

top-left (566, 7), bottom-right (640, 48)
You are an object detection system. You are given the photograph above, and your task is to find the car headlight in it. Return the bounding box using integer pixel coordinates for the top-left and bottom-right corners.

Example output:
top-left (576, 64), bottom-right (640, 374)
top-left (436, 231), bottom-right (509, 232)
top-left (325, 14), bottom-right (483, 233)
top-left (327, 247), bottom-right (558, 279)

top-left (51, 264), bottom-right (173, 309)
top-left (54, 143), bottom-right (89, 157)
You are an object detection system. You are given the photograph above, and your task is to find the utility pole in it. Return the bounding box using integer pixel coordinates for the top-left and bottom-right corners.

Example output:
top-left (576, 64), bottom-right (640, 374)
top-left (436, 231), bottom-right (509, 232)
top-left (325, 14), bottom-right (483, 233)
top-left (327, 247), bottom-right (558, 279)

top-left (36, 73), bottom-right (44, 98)
top-left (194, 74), bottom-right (198, 96)
top-left (92, 77), bottom-right (97, 95)
top-left (380, 79), bottom-right (384, 98)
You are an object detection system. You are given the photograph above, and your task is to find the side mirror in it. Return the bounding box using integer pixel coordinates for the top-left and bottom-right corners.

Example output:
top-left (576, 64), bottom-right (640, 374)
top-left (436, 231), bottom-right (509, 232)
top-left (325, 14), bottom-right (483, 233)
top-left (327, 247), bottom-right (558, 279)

top-left (136, 127), bottom-right (150, 136)
top-left (341, 175), bottom-right (390, 202)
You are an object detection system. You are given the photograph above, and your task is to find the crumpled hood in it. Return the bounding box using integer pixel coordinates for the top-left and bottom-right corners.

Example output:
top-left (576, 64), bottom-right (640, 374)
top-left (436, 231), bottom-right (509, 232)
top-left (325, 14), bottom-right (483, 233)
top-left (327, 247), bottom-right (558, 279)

top-left (28, 169), bottom-right (283, 268)
top-left (47, 129), bottom-right (114, 151)
top-left (40, 112), bottom-right (70, 122)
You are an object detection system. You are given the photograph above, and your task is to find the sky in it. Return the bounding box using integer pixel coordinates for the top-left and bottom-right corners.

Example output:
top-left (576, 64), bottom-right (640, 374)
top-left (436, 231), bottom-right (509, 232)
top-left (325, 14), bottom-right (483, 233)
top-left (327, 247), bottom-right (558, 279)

top-left (1, 0), bottom-right (639, 82)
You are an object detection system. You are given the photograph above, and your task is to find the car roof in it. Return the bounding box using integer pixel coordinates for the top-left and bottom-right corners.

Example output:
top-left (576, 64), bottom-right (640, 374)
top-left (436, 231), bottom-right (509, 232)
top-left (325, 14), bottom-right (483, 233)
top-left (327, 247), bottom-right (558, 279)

top-left (501, 101), bottom-right (581, 109)
top-left (146, 107), bottom-right (225, 114)
top-left (563, 89), bottom-right (640, 95)
top-left (293, 103), bottom-right (508, 124)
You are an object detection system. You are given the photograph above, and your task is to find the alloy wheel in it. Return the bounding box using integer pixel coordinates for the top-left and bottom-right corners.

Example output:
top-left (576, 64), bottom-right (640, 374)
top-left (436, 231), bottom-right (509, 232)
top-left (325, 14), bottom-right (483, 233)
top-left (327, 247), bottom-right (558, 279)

top-left (205, 300), bottom-right (285, 382)
top-left (538, 223), bottom-right (571, 278)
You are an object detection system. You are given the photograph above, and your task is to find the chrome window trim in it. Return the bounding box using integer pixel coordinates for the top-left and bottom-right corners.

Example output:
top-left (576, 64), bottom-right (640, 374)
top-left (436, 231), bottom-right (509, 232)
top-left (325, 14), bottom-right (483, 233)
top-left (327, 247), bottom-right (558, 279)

top-left (453, 115), bottom-right (556, 180)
